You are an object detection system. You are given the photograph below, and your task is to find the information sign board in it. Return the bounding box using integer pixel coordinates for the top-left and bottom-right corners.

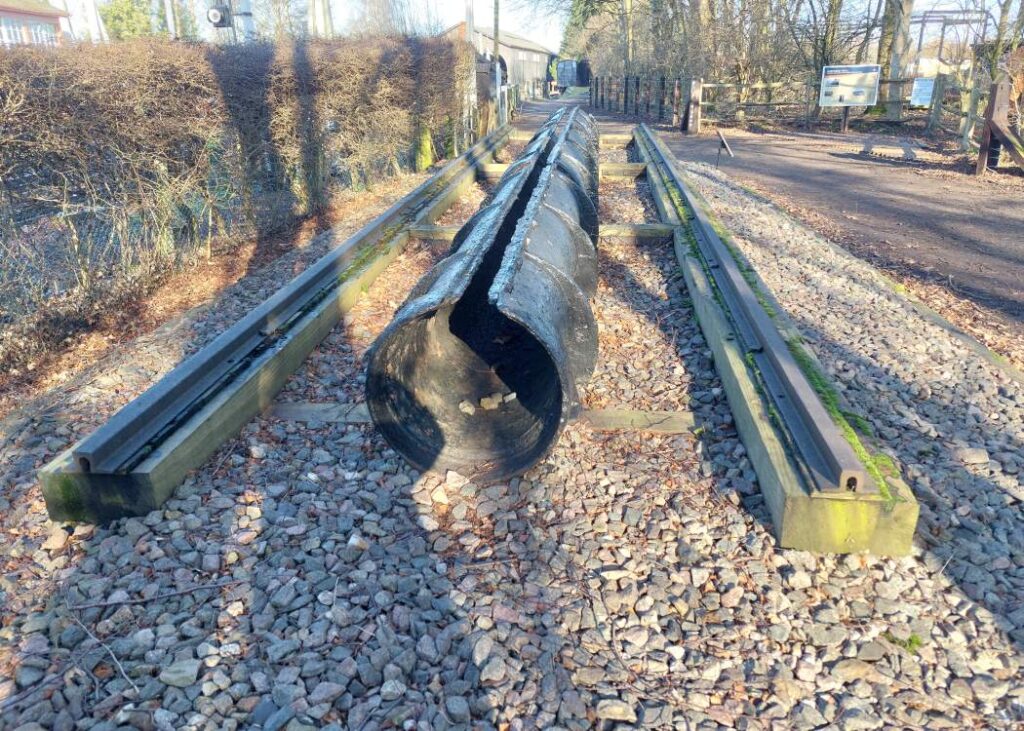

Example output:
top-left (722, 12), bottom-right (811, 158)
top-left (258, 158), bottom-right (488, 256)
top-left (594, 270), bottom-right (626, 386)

top-left (819, 65), bottom-right (881, 107)
top-left (910, 77), bottom-right (936, 108)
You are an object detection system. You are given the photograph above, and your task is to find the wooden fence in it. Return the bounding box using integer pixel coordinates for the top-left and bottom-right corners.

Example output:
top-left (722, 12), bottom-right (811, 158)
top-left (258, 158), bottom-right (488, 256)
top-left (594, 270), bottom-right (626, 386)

top-left (589, 74), bottom-right (983, 146)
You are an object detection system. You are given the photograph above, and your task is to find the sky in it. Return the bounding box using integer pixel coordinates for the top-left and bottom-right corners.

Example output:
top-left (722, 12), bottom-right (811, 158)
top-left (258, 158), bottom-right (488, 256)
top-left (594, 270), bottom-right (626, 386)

top-left (330, 1), bottom-right (568, 54)
top-left (430, 0), bottom-right (567, 54)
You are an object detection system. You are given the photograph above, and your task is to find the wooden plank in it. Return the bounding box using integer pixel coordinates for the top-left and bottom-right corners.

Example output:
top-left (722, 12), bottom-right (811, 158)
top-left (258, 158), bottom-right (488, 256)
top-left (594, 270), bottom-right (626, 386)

top-left (41, 238), bottom-right (406, 523)
top-left (478, 163), bottom-right (509, 182)
top-left (408, 224), bottom-right (460, 244)
top-left (599, 162), bottom-right (647, 180)
top-left (684, 78), bottom-right (703, 134)
top-left (991, 119), bottom-right (1024, 170)
top-left (267, 401), bottom-right (371, 424)
top-left (581, 408), bottom-right (694, 433)
top-left (599, 133), bottom-right (633, 148)
top-left (632, 132), bottom-right (683, 226)
top-left (264, 401), bottom-right (693, 434)
top-left (598, 223), bottom-right (675, 240)
top-left (678, 241), bottom-right (916, 555)
top-left (633, 129), bottom-right (917, 554)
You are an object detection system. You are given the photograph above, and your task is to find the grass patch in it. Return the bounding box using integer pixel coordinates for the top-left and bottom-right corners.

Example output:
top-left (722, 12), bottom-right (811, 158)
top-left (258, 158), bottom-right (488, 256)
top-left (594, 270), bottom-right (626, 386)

top-left (883, 631), bottom-right (923, 653)
top-left (786, 338), bottom-right (893, 501)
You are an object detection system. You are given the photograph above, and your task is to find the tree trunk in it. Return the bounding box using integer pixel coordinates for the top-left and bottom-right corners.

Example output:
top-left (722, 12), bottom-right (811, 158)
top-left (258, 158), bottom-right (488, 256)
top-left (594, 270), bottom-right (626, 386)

top-left (885, 0), bottom-right (914, 120)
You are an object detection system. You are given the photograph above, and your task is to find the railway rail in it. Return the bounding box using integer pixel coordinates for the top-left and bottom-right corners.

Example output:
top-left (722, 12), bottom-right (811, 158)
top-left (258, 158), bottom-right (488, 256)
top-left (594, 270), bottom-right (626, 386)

top-left (39, 108), bottom-right (916, 555)
top-left (632, 123), bottom-right (917, 554)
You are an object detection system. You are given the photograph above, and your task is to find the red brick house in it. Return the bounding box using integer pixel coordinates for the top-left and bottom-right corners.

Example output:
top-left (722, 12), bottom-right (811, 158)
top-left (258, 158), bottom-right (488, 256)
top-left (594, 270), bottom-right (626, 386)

top-left (0, 0), bottom-right (67, 47)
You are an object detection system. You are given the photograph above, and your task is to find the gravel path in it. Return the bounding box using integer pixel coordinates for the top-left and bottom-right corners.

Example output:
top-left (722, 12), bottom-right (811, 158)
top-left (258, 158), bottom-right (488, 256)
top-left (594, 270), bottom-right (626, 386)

top-left (4, 215), bottom-right (1017, 729)
top-left (2, 117), bottom-right (1021, 729)
top-left (599, 181), bottom-right (660, 224)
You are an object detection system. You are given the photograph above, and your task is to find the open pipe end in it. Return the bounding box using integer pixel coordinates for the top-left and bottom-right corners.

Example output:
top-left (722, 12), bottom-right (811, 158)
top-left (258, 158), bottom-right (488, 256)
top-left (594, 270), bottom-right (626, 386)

top-left (366, 302), bottom-right (565, 482)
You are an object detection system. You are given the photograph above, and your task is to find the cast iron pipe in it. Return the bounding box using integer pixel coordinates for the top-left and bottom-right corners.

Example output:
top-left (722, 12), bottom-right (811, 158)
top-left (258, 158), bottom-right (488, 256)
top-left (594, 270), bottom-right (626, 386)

top-left (366, 107), bottom-right (599, 481)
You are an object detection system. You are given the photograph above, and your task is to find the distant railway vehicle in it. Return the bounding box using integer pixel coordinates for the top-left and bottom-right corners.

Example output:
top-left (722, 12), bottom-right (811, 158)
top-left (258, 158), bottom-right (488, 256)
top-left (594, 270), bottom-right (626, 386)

top-left (556, 59), bottom-right (591, 91)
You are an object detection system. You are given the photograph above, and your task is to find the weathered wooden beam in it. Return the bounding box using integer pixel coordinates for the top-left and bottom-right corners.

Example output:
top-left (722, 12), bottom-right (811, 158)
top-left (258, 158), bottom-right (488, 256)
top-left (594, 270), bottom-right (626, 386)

top-left (598, 223), bottom-right (675, 241)
top-left (408, 224), bottom-right (461, 245)
top-left (478, 163), bottom-right (509, 182)
top-left (637, 124), bottom-right (918, 555)
top-left (599, 162), bottom-right (647, 180)
top-left (266, 400), bottom-right (695, 435)
top-left (268, 401), bottom-right (371, 424)
top-left (677, 238), bottom-right (917, 555)
top-left (581, 408), bottom-right (694, 434)
top-left (599, 133), bottom-right (633, 148)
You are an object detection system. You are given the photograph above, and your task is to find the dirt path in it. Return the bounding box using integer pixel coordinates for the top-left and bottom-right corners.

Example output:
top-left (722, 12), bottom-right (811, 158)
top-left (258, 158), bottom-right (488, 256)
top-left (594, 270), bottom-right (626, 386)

top-left (658, 128), bottom-right (1024, 364)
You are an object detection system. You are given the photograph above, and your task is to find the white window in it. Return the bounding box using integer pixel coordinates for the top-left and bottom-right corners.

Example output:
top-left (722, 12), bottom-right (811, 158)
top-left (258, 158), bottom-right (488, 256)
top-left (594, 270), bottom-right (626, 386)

top-left (1, 18), bottom-right (23, 46)
top-left (29, 22), bottom-right (56, 46)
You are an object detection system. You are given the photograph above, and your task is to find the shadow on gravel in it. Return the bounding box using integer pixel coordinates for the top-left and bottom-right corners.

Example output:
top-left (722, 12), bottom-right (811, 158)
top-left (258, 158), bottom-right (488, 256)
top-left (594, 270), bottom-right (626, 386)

top-left (597, 237), bottom-right (775, 536)
top-left (787, 314), bottom-right (1024, 659)
top-left (0, 243), bottom-right (596, 730)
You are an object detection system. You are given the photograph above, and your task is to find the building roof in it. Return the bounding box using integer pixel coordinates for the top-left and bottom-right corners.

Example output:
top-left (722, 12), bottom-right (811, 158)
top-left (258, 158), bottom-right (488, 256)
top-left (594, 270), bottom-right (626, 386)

top-left (0, 0), bottom-right (68, 17)
top-left (444, 22), bottom-right (555, 56)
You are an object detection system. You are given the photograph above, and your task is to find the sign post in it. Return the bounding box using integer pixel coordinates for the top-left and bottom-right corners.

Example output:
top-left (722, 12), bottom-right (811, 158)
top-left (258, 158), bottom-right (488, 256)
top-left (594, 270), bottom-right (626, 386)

top-left (818, 64), bottom-right (881, 133)
top-left (910, 77), bottom-right (936, 108)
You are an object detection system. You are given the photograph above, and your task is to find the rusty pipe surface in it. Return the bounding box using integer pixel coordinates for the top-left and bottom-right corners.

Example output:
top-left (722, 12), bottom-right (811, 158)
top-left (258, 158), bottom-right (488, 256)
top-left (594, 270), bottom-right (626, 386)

top-left (366, 107), bottom-right (599, 481)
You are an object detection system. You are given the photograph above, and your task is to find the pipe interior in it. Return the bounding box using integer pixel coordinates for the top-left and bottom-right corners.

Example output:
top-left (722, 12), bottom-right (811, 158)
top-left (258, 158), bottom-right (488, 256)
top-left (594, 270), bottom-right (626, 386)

top-left (369, 302), bottom-right (562, 480)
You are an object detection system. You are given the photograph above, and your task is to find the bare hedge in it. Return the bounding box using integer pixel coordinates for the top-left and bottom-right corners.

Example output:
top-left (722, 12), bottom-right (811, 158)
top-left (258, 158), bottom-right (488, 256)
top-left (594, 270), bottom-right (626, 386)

top-left (0, 36), bottom-right (472, 374)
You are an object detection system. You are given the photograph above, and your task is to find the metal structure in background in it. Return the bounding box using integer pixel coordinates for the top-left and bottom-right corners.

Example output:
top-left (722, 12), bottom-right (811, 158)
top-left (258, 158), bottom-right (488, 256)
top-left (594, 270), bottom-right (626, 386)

top-left (367, 108), bottom-right (599, 481)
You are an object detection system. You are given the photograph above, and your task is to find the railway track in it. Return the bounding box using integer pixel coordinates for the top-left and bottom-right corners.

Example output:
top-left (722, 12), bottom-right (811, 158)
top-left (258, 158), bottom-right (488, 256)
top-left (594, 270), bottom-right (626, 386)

top-left (40, 109), bottom-right (917, 555)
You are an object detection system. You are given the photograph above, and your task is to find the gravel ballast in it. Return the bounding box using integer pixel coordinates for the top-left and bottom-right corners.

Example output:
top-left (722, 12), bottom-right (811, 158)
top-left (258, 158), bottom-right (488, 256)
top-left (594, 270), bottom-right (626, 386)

top-left (1, 127), bottom-right (1021, 729)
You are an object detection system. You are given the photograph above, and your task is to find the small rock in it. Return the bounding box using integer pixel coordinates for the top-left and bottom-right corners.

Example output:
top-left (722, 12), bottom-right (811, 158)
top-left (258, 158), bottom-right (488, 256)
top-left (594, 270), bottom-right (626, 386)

top-left (955, 447), bottom-right (989, 466)
top-left (721, 586), bottom-right (744, 608)
top-left (479, 392), bottom-right (504, 410)
top-left (309, 681), bottom-right (347, 705)
top-left (831, 659), bottom-right (882, 683)
top-left (856, 641), bottom-right (887, 662)
top-left (380, 678), bottom-right (406, 701)
top-left (479, 656), bottom-right (507, 684)
top-left (347, 534), bottom-right (369, 551)
top-left (787, 571), bottom-right (812, 589)
top-left (42, 526), bottom-right (69, 552)
top-left (445, 696), bottom-right (471, 723)
top-left (159, 659), bottom-right (200, 688)
top-left (596, 698), bottom-right (637, 722)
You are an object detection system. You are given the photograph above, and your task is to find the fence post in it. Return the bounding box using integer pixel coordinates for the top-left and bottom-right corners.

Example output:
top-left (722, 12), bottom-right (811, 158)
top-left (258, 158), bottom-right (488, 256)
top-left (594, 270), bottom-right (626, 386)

top-left (658, 76), bottom-right (666, 121)
top-left (804, 81), bottom-right (813, 129)
top-left (634, 76), bottom-right (642, 117)
top-left (926, 74), bottom-right (948, 133)
top-left (622, 76), bottom-right (628, 114)
top-left (683, 78), bottom-right (703, 134)
top-left (672, 79), bottom-right (681, 126)
top-left (960, 80), bottom-right (980, 151)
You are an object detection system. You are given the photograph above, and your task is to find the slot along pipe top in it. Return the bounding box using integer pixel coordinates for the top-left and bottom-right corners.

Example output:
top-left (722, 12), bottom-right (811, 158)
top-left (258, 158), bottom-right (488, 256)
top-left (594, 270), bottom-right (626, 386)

top-left (366, 108), bottom-right (600, 481)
